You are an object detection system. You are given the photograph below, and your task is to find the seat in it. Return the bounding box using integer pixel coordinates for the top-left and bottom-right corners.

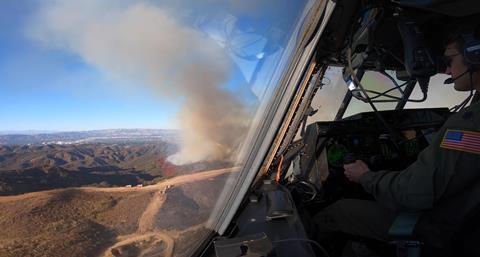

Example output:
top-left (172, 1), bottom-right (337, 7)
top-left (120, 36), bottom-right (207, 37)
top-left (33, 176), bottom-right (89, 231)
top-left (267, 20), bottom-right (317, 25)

top-left (388, 212), bottom-right (422, 257)
top-left (388, 208), bottom-right (480, 257)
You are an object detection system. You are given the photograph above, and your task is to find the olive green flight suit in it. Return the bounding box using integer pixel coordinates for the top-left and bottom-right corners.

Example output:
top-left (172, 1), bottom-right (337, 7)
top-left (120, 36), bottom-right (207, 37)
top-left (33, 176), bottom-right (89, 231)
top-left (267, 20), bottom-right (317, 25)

top-left (315, 101), bottom-right (480, 252)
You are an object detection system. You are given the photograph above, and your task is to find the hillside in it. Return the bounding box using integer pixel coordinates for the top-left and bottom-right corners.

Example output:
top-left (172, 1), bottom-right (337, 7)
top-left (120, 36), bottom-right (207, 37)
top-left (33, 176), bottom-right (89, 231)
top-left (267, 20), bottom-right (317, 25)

top-left (0, 143), bottom-right (174, 195)
top-left (0, 130), bottom-right (238, 256)
top-left (0, 168), bottom-right (237, 257)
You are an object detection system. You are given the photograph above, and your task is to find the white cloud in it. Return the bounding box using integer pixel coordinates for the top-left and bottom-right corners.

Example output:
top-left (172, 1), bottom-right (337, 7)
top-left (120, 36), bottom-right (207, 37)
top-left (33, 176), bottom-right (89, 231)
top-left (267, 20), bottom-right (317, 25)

top-left (28, 1), bottom-right (251, 165)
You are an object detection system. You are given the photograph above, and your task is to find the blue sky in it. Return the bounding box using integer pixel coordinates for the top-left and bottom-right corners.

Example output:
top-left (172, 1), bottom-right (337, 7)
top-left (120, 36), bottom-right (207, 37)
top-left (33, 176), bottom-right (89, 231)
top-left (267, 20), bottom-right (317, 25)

top-left (0, 1), bottom-right (181, 131)
top-left (0, 0), bottom-right (310, 132)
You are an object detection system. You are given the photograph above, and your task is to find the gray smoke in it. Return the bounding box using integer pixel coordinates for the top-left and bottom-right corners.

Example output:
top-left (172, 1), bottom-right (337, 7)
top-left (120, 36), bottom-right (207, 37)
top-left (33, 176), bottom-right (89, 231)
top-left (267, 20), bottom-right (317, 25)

top-left (29, 1), bottom-right (250, 165)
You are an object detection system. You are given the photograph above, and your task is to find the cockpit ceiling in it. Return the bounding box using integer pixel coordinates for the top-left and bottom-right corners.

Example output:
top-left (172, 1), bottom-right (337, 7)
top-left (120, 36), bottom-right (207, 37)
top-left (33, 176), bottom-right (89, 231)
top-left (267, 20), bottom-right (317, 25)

top-left (394, 0), bottom-right (480, 17)
top-left (315, 0), bottom-right (480, 72)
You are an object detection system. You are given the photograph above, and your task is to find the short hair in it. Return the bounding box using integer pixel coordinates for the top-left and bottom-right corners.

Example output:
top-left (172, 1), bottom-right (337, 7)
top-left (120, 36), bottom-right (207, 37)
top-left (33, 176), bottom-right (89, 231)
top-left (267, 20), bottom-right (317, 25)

top-left (445, 26), bottom-right (467, 53)
top-left (444, 24), bottom-right (480, 53)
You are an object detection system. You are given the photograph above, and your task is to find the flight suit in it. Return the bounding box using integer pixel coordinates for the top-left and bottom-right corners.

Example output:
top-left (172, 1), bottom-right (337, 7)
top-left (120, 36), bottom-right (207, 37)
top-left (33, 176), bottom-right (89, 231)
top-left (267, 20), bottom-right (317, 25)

top-left (314, 100), bottom-right (480, 253)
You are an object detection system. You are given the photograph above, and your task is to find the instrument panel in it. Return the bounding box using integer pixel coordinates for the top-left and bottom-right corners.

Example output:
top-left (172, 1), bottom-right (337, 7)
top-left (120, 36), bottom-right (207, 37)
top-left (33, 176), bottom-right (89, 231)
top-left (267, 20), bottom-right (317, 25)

top-left (294, 108), bottom-right (451, 202)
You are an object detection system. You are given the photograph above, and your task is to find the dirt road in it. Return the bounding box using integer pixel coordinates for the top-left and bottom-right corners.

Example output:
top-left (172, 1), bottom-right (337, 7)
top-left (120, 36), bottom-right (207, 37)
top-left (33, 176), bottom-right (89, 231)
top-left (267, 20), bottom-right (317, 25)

top-left (0, 167), bottom-right (239, 203)
top-left (100, 167), bottom-right (238, 257)
top-left (138, 190), bottom-right (166, 234)
top-left (0, 167), bottom-right (238, 256)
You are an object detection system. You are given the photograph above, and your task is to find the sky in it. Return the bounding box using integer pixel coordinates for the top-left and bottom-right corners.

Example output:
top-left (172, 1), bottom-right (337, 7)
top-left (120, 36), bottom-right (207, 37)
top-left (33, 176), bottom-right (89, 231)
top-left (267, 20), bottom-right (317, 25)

top-left (0, 0), bottom-right (311, 164)
top-left (0, 0), bottom-right (308, 132)
top-left (0, 1), bottom-right (180, 131)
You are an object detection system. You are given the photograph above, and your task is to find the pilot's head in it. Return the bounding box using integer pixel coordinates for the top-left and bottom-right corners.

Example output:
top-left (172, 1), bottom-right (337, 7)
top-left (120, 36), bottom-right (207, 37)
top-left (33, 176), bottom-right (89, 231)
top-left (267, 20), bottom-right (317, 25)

top-left (443, 28), bottom-right (480, 91)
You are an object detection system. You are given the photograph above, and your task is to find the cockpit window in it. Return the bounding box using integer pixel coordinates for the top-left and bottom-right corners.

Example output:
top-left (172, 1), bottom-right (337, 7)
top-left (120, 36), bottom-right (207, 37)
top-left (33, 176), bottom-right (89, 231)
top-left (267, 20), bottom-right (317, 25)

top-left (343, 70), bottom-right (404, 117)
top-left (404, 74), bottom-right (471, 109)
top-left (305, 67), bottom-right (349, 122)
top-left (311, 69), bottom-right (470, 123)
top-left (307, 68), bottom-right (405, 122)
top-left (0, 1), bottom-right (314, 256)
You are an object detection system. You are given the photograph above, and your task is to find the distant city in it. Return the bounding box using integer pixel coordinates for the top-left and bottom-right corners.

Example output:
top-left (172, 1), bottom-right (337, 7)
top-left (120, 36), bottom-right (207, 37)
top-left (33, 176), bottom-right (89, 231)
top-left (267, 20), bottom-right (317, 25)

top-left (0, 129), bottom-right (180, 145)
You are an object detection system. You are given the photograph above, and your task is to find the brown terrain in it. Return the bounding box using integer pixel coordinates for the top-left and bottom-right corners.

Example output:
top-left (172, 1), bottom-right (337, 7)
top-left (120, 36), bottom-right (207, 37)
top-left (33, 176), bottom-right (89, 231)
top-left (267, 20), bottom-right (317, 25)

top-left (0, 143), bottom-right (230, 196)
top-left (0, 142), bottom-right (237, 257)
top-left (0, 167), bottom-right (239, 257)
top-left (0, 143), bottom-right (171, 196)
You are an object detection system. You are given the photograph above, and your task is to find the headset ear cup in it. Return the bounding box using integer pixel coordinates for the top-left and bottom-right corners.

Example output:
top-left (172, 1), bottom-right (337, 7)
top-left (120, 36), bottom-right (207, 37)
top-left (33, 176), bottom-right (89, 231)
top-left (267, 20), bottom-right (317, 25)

top-left (463, 33), bottom-right (480, 65)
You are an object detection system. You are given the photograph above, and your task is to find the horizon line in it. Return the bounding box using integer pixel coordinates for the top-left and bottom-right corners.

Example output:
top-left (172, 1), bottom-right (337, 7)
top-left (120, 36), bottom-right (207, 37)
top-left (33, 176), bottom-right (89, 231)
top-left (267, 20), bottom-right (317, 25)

top-left (0, 128), bottom-right (182, 135)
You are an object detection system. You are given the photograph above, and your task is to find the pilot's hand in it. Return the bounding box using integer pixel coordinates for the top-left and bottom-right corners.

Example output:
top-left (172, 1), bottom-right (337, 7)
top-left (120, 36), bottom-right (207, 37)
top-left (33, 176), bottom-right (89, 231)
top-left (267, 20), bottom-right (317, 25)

top-left (343, 160), bottom-right (369, 183)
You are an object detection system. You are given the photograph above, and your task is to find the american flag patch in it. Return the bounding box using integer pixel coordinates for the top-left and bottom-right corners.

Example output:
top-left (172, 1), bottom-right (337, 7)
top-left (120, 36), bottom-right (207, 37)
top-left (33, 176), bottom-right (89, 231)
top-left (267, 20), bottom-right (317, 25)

top-left (440, 129), bottom-right (480, 155)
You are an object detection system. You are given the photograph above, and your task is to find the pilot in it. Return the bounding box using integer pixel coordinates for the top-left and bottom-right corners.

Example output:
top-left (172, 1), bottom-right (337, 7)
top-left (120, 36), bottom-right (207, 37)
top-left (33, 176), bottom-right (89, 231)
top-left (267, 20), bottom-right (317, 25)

top-left (314, 27), bottom-right (480, 256)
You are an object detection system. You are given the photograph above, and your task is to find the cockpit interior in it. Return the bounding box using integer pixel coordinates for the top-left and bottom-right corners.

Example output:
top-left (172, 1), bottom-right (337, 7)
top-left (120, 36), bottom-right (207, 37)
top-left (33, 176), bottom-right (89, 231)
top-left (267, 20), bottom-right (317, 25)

top-left (200, 1), bottom-right (480, 257)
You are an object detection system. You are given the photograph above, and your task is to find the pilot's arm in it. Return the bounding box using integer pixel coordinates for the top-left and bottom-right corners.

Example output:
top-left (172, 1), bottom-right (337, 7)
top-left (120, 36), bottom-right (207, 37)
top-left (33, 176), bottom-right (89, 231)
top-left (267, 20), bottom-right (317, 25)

top-left (344, 108), bottom-right (480, 212)
top-left (356, 136), bottom-right (441, 212)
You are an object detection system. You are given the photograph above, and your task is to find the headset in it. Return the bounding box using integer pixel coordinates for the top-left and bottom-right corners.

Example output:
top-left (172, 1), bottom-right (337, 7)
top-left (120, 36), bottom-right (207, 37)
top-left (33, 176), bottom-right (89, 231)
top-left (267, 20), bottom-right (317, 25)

top-left (443, 28), bottom-right (480, 84)
top-left (447, 27), bottom-right (480, 111)
top-left (461, 31), bottom-right (480, 68)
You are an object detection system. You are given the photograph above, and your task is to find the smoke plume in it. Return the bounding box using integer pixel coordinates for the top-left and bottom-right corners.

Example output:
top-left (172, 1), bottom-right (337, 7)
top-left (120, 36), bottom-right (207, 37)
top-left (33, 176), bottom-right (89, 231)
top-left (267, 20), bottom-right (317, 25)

top-left (29, 1), bottom-right (250, 165)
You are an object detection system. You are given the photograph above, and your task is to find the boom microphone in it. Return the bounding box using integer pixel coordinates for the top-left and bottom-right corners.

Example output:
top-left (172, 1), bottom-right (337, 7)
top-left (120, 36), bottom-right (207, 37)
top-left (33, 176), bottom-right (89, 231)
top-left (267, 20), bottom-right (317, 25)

top-left (444, 69), bottom-right (470, 84)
